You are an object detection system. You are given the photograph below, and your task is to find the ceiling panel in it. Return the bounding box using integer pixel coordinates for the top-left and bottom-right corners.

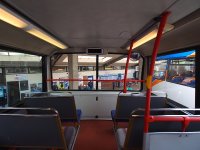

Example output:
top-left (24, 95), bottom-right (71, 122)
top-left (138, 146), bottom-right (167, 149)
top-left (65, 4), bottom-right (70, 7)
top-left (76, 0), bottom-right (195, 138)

top-left (0, 0), bottom-right (199, 55)
top-left (5, 0), bottom-right (176, 48)
top-left (168, 0), bottom-right (200, 23)
top-left (0, 21), bottom-right (56, 55)
top-left (136, 17), bottom-right (200, 56)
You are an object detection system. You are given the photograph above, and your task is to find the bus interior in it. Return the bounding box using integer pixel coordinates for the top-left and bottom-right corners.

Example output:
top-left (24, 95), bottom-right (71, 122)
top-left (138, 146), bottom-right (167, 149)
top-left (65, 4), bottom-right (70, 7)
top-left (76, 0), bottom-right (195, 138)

top-left (0, 0), bottom-right (200, 150)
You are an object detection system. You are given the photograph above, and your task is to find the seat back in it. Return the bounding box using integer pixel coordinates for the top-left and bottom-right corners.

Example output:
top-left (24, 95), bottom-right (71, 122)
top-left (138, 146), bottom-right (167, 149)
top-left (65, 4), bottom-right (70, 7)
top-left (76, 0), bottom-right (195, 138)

top-left (124, 109), bottom-right (187, 149)
top-left (143, 109), bottom-right (200, 150)
top-left (23, 96), bottom-right (77, 121)
top-left (0, 108), bottom-right (67, 149)
top-left (115, 95), bottom-right (167, 120)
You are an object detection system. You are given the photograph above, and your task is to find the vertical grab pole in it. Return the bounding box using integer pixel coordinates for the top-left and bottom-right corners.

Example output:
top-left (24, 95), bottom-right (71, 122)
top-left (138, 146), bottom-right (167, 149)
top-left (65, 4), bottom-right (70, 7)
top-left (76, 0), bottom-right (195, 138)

top-left (123, 41), bottom-right (135, 93)
top-left (144, 12), bottom-right (170, 133)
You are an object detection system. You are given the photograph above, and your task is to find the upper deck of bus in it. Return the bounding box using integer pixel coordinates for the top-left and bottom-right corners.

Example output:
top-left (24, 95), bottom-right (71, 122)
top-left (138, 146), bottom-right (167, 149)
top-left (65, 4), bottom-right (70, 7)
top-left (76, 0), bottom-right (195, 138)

top-left (0, 1), bottom-right (200, 149)
top-left (0, 0), bottom-right (199, 107)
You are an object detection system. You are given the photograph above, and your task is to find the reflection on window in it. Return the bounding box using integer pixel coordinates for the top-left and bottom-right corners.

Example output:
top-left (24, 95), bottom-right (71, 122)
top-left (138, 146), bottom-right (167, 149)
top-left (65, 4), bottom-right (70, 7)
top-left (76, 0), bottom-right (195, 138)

top-left (6, 67), bottom-right (28, 74)
top-left (154, 60), bottom-right (167, 81)
top-left (52, 67), bottom-right (66, 73)
top-left (29, 67), bottom-right (42, 73)
top-left (155, 50), bottom-right (195, 88)
top-left (167, 63), bottom-right (195, 87)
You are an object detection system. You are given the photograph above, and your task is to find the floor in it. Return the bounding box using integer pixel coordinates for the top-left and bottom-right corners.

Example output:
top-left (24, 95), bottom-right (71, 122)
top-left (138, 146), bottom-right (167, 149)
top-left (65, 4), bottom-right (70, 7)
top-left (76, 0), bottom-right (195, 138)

top-left (73, 120), bottom-right (128, 150)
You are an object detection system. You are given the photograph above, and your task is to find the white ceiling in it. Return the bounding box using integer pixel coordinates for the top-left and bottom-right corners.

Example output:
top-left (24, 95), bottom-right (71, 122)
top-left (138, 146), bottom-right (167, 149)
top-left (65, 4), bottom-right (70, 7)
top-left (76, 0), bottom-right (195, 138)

top-left (0, 0), bottom-right (199, 55)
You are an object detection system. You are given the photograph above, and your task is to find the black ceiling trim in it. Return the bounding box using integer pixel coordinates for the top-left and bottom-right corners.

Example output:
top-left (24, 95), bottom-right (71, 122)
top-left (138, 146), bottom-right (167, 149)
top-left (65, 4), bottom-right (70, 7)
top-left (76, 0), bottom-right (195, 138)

top-left (157, 45), bottom-right (199, 57)
top-left (51, 54), bottom-right (63, 66)
top-left (173, 8), bottom-right (200, 28)
top-left (53, 52), bottom-right (86, 55)
top-left (108, 51), bottom-right (128, 55)
top-left (0, 44), bottom-right (46, 56)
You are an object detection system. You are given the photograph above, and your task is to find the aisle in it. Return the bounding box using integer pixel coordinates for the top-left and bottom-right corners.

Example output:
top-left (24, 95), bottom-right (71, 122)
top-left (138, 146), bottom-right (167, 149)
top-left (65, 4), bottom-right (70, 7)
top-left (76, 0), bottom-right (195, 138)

top-left (74, 120), bottom-right (118, 150)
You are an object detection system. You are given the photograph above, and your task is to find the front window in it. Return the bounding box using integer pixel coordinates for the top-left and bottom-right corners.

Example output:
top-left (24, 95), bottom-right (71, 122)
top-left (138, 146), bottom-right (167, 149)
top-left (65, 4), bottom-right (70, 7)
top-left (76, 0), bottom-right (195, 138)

top-left (51, 53), bottom-right (143, 91)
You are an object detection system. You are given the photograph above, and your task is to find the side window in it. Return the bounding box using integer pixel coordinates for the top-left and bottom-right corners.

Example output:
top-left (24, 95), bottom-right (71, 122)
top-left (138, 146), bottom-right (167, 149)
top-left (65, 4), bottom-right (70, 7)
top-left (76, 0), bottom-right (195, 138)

top-left (0, 50), bottom-right (42, 106)
top-left (155, 50), bottom-right (195, 88)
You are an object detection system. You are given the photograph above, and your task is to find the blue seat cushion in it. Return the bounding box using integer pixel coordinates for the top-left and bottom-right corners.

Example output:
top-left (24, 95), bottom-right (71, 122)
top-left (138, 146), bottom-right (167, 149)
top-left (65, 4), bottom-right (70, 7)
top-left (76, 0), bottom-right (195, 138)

top-left (111, 110), bottom-right (116, 121)
top-left (76, 109), bottom-right (82, 123)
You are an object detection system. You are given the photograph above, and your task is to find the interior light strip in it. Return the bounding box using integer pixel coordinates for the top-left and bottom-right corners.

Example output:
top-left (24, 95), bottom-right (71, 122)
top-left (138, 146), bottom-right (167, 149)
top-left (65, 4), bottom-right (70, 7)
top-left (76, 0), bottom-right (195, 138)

top-left (0, 4), bottom-right (68, 49)
top-left (127, 24), bottom-right (174, 50)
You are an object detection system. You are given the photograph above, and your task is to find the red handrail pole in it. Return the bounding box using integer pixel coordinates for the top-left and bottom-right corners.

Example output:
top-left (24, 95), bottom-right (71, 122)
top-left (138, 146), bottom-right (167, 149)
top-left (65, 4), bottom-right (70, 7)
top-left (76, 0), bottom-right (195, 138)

top-left (47, 78), bottom-right (145, 82)
top-left (144, 12), bottom-right (170, 133)
top-left (123, 41), bottom-right (135, 93)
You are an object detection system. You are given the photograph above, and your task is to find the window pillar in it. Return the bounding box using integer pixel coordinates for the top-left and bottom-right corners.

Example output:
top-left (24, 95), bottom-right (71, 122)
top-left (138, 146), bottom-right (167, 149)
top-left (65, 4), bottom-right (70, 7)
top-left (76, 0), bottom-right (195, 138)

top-left (68, 54), bottom-right (79, 89)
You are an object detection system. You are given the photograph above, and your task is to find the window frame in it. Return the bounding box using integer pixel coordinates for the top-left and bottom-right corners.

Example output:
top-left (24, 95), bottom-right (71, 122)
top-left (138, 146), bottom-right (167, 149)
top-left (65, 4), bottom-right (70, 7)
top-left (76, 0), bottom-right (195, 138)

top-left (50, 52), bottom-right (144, 92)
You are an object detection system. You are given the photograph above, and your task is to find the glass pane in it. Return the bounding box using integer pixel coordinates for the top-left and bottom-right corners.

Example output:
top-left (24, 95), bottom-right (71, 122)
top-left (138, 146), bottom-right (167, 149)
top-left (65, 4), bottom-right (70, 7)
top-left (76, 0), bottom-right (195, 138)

top-left (98, 53), bottom-right (142, 91)
top-left (0, 50), bottom-right (42, 106)
top-left (154, 60), bottom-right (167, 81)
top-left (52, 54), bottom-right (69, 90)
top-left (51, 54), bottom-right (96, 90)
top-left (167, 63), bottom-right (195, 87)
top-left (78, 55), bottom-right (96, 90)
top-left (51, 53), bottom-right (143, 91)
top-left (155, 50), bottom-right (195, 88)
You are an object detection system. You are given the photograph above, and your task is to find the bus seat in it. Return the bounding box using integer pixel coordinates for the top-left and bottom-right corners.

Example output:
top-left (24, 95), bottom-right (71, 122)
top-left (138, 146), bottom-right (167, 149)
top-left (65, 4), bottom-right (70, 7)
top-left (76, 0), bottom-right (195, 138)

top-left (22, 95), bottom-right (82, 124)
top-left (143, 109), bottom-right (200, 150)
top-left (0, 108), bottom-right (79, 150)
top-left (111, 93), bottom-right (167, 128)
top-left (115, 108), bottom-right (188, 150)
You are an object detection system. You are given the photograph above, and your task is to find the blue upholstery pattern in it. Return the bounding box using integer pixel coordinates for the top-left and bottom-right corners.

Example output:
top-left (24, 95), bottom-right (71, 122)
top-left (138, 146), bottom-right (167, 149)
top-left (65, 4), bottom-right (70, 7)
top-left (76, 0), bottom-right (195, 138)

top-left (76, 109), bottom-right (82, 123)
